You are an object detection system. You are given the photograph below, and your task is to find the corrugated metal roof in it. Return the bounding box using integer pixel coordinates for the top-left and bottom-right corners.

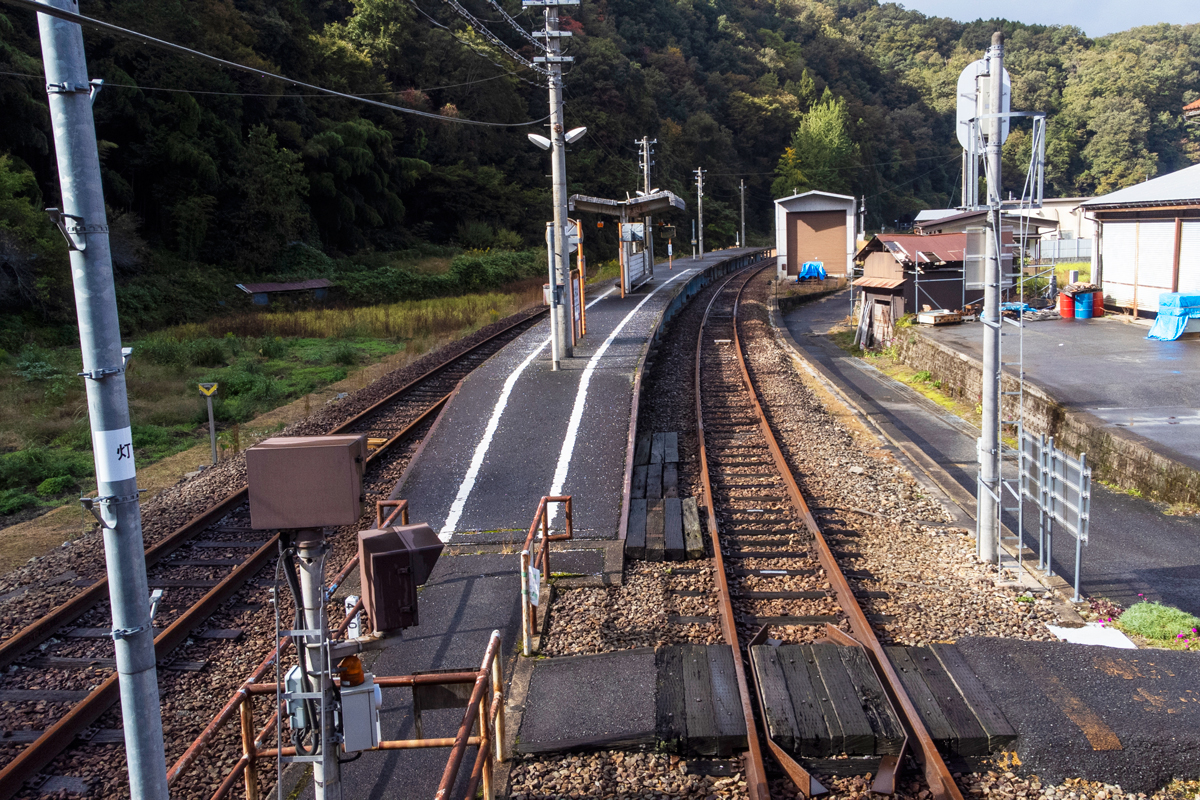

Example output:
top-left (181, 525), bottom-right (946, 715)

top-left (854, 277), bottom-right (905, 289)
top-left (568, 190), bottom-right (686, 216)
top-left (237, 279), bottom-right (333, 294)
top-left (1081, 163), bottom-right (1200, 208)
top-left (913, 208), bottom-right (959, 222)
top-left (871, 233), bottom-right (968, 263)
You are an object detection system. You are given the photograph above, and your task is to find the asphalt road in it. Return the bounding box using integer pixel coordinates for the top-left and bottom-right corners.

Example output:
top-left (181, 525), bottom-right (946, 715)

top-left (783, 291), bottom-right (1200, 615)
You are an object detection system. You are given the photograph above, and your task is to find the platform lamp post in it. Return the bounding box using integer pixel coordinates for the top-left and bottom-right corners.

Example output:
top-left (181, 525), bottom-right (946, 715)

top-left (198, 383), bottom-right (218, 467)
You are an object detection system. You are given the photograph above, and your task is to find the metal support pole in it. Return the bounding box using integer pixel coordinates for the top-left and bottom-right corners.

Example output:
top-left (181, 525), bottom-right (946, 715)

top-left (739, 179), bottom-right (746, 249)
top-left (296, 529), bottom-right (339, 800)
top-left (546, 6), bottom-right (571, 365)
top-left (694, 168), bottom-right (705, 257)
top-left (34, 3), bottom-right (168, 797)
top-left (977, 31), bottom-right (1004, 564)
top-left (206, 395), bottom-right (218, 465)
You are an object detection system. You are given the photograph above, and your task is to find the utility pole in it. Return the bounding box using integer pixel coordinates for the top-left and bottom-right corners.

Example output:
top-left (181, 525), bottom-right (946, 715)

top-left (978, 31), bottom-right (1005, 564)
top-left (638, 136), bottom-right (656, 276)
top-left (694, 167), bottom-right (705, 257)
top-left (532, 0), bottom-right (576, 367)
top-left (35, 2), bottom-right (168, 798)
top-left (859, 195), bottom-right (866, 239)
top-left (739, 179), bottom-right (746, 249)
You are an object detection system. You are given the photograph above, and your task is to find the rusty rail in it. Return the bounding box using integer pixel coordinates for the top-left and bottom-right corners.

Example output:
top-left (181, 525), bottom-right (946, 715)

top-left (714, 263), bottom-right (964, 800)
top-left (0, 309), bottom-right (528, 795)
top-left (693, 265), bottom-right (773, 800)
top-left (0, 307), bottom-right (539, 671)
top-left (519, 495), bottom-right (573, 656)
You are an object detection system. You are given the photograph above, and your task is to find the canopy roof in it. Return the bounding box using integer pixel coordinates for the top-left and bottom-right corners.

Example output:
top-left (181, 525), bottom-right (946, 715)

top-left (568, 190), bottom-right (686, 217)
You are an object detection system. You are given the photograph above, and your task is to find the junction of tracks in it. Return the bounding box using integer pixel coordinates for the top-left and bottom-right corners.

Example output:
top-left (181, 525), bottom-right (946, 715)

top-left (0, 250), bottom-right (1197, 800)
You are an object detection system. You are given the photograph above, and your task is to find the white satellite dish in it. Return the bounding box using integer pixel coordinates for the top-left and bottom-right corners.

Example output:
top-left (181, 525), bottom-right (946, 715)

top-left (956, 58), bottom-right (1011, 149)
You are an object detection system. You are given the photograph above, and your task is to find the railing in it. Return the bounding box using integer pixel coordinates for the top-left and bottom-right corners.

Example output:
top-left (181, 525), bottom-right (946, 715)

top-left (170, 500), bottom-right (424, 800)
top-left (519, 495), bottom-right (573, 656)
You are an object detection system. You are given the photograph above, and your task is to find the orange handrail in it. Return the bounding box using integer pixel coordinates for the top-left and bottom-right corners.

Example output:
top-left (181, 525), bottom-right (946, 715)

top-left (519, 496), bottom-right (572, 655)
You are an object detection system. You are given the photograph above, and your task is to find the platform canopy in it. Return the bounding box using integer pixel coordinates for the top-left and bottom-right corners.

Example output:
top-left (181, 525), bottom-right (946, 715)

top-left (568, 190), bottom-right (686, 218)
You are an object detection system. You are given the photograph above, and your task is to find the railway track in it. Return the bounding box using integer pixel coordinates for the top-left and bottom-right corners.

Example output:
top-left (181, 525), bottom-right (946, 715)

top-left (694, 264), bottom-right (964, 800)
top-left (0, 308), bottom-right (545, 798)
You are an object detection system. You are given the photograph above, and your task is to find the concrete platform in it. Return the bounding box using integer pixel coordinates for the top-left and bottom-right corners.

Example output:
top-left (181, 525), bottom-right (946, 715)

top-left (955, 638), bottom-right (1200, 791)
top-left (393, 249), bottom-right (765, 544)
top-left (781, 292), bottom-right (1200, 614)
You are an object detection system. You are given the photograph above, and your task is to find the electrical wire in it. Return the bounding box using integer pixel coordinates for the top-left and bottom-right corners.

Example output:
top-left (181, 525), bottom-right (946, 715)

top-left (435, 0), bottom-right (548, 74)
top-left (862, 154), bottom-right (960, 202)
top-left (0, 0), bottom-right (549, 127)
top-left (0, 67), bottom-right (529, 96)
top-left (480, 0), bottom-right (546, 51)
top-left (404, 0), bottom-right (543, 87)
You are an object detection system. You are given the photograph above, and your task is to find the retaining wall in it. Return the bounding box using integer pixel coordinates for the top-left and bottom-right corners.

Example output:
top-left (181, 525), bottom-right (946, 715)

top-left (894, 329), bottom-right (1200, 506)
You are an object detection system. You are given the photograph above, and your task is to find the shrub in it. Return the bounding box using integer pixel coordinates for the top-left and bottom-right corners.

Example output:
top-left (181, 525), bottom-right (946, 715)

top-left (257, 336), bottom-right (288, 359)
top-left (455, 221), bottom-right (494, 250)
top-left (493, 228), bottom-right (524, 250)
top-left (186, 337), bottom-right (228, 367)
top-left (0, 489), bottom-right (38, 515)
top-left (36, 475), bottom-right (77, 497)
top-left (0, 446), bottom-right (93, 493)
top-left (136, 334), bottom-right (187, 368)
top-left (329, 341), bottom-right (358, 366)
top-left (13, 346), bottom-right (59, 380)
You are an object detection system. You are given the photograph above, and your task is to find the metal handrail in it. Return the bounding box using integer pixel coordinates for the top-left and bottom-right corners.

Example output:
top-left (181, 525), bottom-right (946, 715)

top-left (190, 631), bottom-right (505, 800)
top-left (519, 496), bottom-right (573, 656)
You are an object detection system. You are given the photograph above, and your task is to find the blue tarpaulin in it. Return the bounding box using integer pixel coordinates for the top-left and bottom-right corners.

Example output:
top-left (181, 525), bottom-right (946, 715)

top-left (1148, 293), bottom-right (1200, 341)
top-left (797, 261), bottom-right (826, 280)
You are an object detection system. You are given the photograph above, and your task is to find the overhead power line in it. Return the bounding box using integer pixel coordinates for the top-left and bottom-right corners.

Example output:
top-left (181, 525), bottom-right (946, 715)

top-left (404, 0), bottom-right (542, 86)
top-left (480, 0), bottom-right (546, 51)
top-left (0, 0), bottom-right (549, 127)
top-left (434, 0), bottom-right (548, 74)
top-left (0, 67), bottom-right (526, 96)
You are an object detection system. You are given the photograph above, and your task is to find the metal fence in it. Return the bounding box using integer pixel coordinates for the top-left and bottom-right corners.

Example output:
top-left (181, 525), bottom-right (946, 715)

top-left (1012, 429), bottom-right (1092, 601)
top-left (1036, 238), bottom-right (1092, 263)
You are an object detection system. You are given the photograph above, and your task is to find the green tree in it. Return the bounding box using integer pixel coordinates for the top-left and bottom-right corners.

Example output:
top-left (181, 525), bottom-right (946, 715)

top-left (772, 90), bottom-right (860, 197)
top-left (235, 126), bottom-right (310, 271)
top-left (0, 154), bottom-right (68, 313)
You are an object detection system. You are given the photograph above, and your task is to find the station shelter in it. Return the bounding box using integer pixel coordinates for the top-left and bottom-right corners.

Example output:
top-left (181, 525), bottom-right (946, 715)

top-left (569, 191), bottom-right (687, 296)
top-left (773, 190), bottom-right (856, 281)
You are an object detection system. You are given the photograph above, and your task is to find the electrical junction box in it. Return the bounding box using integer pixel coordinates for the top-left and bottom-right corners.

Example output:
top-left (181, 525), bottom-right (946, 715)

top-left (284, 665), bottom-right (308, 731)
top-left (357, 523), bottom-right (444, 633)
top-left (246, 435), bottom-right (367, 530)
top-left (340, 674), bottom-right (382, 753)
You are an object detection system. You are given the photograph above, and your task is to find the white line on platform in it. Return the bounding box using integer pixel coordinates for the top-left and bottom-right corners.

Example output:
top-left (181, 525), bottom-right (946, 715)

top-left (546, 267), bottom-right (701, 523)
top-left (439, 287), bottom-right (616, 540)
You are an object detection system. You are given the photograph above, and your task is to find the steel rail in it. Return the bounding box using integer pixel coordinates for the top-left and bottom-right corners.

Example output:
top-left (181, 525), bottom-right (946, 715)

top-left (722, 266), bottom-right (965, 800)
top-left (0, 309), bottom-right (542, 669)
top-left (0, 309), bottom-right (538, 796)
top-left (692, 264), bottom-right (772, 800)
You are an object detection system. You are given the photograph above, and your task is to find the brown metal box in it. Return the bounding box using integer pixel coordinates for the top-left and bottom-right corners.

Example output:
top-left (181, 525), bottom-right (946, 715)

top-left (357, 524), bottom-right (443, 633)
top-left (246, 435), bottom-right (367, 530)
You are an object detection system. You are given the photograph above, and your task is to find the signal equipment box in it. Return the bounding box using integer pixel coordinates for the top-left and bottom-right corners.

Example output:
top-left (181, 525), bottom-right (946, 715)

top-left (357, 524), bottom-right (444, 633)
top-left (246, 435), bottom-right (367, 530)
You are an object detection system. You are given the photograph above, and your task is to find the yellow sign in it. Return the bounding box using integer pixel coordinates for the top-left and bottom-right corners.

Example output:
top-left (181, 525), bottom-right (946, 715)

top-left (198, 383), bottom-right (219, 397)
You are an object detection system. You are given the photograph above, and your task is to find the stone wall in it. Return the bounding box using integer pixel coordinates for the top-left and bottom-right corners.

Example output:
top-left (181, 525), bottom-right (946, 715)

top-left (894, 329), bottom-right (1200, 505)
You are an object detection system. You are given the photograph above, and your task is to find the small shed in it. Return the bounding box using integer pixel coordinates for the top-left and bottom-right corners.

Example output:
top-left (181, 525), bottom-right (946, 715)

top-left (1081, 163), bottom-right (1200, 316)
top-left (236, 279), bottom-right (332, 306)
top-left (773, 191), bottom-right (856, 280)
top-left (854, 233), bottom-right (986, 317)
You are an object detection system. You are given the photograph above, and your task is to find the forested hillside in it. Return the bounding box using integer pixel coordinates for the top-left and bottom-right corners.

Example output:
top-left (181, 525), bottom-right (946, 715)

top-left (0, 0), bottom-right (1197, 336)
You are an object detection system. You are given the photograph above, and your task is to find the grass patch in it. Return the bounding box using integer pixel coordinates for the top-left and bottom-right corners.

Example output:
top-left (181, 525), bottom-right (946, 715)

top-left (587, 258), bottom-right (621, 285)
top-left (1116, 601), bottom-right (1200, 648)
top-left (0, 287), bottom-right (541, 520)
top-left (1054, 261), bottom-right (1091, 285)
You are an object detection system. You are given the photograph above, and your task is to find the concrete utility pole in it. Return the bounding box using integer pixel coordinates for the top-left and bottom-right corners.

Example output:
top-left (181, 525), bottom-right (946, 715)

top-left (739, 179), bottom-right (746, 249)
top-left (534, 0), bottom-right (575, 366)
top-left (694, 167), bottom-right (705, 257)
top-left (978, 31), bottom-right (1005, 564)
top-left (639, 136), bottom-right (656, 276)
top-left (35, 1), bottom-right (168, 797)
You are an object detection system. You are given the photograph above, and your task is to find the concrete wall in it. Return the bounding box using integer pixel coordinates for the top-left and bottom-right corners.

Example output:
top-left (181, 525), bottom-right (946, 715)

top-left (894, 329), bottom-right (1200, 505)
